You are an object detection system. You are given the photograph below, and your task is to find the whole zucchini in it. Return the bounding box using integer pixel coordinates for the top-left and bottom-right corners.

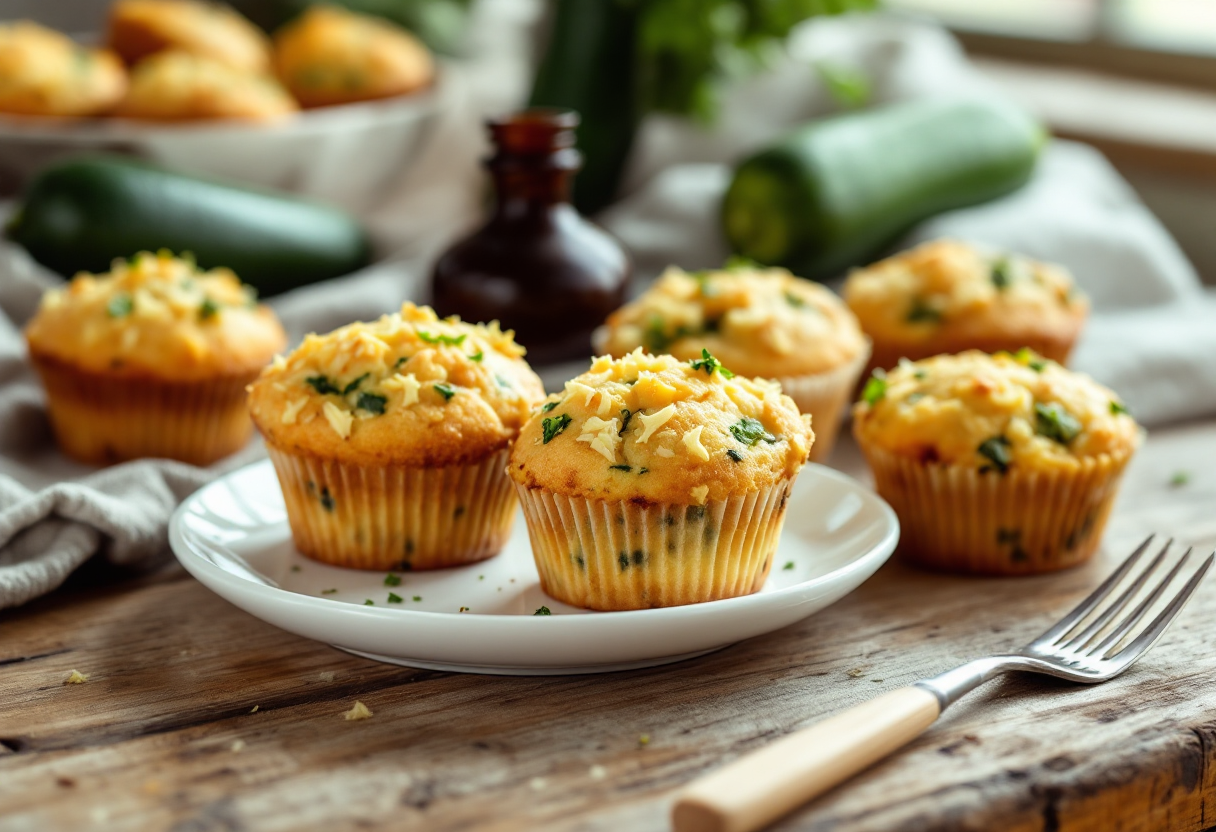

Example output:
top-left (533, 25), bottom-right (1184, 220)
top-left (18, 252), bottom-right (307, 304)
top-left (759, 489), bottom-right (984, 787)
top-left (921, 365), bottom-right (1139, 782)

top-left (6, 156), bottom-right (372, 296)
top-left (722, 98), bottom-right (1044, 279)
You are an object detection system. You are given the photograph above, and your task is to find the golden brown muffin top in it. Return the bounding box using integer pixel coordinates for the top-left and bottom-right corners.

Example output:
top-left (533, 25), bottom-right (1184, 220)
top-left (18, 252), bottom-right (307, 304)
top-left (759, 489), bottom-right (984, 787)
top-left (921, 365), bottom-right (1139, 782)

top-left (273, 5), bottom-right (434, 108)
top-left (248, 304), bottom-right (545, 467)
top-left (599, 263), bottom-right (867, 378)
top-left (107, 0), bottom-right (272, 73)
top-left (0, 21), bottom-right (127, 117)
top-left (25, 250), bottom-right (286, 381)
top-left (116, 49), bottom-right (297, 121)
top-left (843, 240), bottom-right (1089, 346)
top-left (853, 350), bottom-right (1141, 473)
top-left (510, 350), bottom-right (814, 505)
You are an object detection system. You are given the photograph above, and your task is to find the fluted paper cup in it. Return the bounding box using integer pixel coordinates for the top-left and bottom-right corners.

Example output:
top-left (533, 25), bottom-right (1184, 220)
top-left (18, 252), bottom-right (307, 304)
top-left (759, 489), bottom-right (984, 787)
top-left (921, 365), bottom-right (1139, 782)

top-left (777, 343), bottom-right (870, 462)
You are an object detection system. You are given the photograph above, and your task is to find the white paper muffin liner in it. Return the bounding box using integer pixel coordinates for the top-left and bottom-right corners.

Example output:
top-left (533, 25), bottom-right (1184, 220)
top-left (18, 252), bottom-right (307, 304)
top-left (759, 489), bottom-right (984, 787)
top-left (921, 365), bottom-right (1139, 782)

top-left (514, 478), bottom-right (795, 610)
top-left (776, 342), bottom-right (871, 462)
top-left (267, 445), bottom-right (516, 571)
top-left (860, 443), bottom-right (1137, 575)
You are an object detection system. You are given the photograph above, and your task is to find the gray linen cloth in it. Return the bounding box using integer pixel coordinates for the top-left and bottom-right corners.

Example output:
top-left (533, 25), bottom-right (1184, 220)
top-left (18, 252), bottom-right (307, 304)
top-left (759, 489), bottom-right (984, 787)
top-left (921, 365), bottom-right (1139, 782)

top-left (2, 11), bottom-right (1214, 610)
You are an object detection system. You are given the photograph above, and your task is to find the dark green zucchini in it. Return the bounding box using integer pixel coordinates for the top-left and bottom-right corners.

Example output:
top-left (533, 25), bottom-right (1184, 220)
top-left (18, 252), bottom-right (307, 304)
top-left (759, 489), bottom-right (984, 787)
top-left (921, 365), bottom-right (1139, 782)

top-left (6, 156), bottom-right (372, 296)
top-left (722, 98), bottom-right (1044, 279)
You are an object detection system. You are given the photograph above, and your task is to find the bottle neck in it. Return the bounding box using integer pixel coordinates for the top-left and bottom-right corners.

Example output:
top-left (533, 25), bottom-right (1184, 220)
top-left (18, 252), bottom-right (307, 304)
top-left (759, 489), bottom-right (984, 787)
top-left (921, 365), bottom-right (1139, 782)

top-left (488, 149), bottom-right (579, 222)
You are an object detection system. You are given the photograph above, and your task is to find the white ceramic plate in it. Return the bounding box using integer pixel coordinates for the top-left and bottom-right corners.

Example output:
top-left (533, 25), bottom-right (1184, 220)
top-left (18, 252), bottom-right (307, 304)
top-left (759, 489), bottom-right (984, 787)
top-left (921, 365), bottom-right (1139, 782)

top-left (170, 461), bottom-right (898, 675)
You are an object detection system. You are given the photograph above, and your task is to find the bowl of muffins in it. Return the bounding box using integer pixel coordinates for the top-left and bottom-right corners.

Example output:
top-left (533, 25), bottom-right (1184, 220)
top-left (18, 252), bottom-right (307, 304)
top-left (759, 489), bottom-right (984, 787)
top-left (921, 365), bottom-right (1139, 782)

top-left (0, 1), bottom-right (440, 210)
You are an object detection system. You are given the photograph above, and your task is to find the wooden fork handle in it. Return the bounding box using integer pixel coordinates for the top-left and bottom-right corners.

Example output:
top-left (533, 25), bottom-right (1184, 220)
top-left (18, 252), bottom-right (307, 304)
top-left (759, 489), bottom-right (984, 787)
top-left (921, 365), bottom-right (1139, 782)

top-left (672, 686), bottom-right (942, 832)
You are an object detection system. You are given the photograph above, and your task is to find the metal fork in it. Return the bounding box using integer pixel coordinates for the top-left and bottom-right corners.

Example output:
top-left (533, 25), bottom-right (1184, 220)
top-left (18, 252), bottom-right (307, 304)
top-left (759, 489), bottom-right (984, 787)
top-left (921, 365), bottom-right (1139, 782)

top-left (672, 536), bottom-right (1214, 832)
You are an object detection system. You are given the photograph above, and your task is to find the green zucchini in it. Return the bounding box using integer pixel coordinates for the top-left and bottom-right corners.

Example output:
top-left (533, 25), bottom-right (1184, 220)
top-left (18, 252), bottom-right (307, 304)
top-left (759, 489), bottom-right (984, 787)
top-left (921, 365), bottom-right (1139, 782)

top-left (722, 98), bottom-right (1044, 279)
top-left (6, 156), bottom-right (372, 296)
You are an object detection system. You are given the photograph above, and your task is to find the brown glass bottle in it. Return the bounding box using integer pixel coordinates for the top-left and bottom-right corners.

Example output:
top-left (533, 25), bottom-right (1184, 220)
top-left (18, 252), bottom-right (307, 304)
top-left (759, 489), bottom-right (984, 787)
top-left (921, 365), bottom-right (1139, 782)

top-left (430, 109), bottom-right (631, 366)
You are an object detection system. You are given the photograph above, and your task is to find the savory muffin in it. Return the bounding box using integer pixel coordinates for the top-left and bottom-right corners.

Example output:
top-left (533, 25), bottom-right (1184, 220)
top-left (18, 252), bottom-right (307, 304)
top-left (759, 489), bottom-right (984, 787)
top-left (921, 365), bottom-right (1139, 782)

top-left (510, 349), bottom-right (814, 610)
top-left (107, 0), bottom-right (272, 73)
top-left (116, 50), bottom-right (297, 121)
top-left (853, 350), bottom-right (1141, 575)
top-left (272, 5), bottom-right (434, 108)
top-left (844, 239), bottom-right (1089, 375)
top-left (25, 250), bottom-right (286, 466)
top-left (597, 262), bottom-right (868, 461)
top-left (248, 303), bottom-right (545, 571)
top-left (0, 22), bottom-right (127, 117)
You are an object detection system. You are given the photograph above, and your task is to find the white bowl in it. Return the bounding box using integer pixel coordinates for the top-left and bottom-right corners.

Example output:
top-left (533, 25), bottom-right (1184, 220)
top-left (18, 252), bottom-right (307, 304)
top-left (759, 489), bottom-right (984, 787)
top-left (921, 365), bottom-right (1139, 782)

top-left (170, 459), bottom-right (899, 675)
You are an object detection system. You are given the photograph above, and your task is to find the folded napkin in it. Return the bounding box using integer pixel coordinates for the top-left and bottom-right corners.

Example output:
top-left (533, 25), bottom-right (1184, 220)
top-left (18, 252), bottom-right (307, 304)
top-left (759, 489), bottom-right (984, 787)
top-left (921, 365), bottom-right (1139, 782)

top-left (2, 12), bottom-right (1212, 610)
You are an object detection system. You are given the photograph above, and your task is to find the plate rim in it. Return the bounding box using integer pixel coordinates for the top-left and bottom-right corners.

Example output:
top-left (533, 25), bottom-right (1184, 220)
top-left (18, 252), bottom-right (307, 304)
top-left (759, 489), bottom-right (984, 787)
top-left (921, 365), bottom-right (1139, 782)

top-left (169, 459), bottom-right (899, 630)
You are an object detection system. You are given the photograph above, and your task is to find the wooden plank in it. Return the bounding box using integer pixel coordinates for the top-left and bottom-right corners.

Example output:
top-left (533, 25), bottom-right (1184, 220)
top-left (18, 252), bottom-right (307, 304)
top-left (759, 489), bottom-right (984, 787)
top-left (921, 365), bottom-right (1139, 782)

top-left (1, 423), bottom-right (1215, 831)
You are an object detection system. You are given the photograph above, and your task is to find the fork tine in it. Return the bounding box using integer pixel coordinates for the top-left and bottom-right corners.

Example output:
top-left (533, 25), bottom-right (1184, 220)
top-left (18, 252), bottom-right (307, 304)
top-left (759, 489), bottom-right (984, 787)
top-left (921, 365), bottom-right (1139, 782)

top-left (1060, 541), bottom-right (1173, 650)
top-left (1086, 548), bottom-right (1192, 656)
top-left (1104, 553), bottom-right (1214, 668)
top-left (1035, 534), bottom-right (1156, 645)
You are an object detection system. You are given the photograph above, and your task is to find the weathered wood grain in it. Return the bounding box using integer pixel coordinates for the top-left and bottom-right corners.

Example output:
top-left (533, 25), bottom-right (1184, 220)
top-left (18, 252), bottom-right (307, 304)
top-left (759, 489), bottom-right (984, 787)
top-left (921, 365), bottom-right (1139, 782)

top-left (1, 423), bottom-right (1215, 832)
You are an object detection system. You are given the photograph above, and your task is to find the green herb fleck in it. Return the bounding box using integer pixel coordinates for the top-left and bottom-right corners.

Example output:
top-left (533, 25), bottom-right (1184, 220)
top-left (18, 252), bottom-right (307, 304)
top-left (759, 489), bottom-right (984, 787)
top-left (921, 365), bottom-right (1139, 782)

top-left (198, 297), bottom-right (220, 321)
top-left (342, 374), bottom-right (368, 395)
top-left (726, 449), bottom-right (743, 462)
top-left (1013, 347), bottom-right (1046, 372)
top-left (290, 565), bottom-right (301, 572)
top-left (384, 574), bottom-right (402, 587)
top-left (977, 436), bottom-right (1012, 474)
top-left (906, 298), bottom-right (943, 324)
top-left (638, 468), bottom-right (649, 474)
top-left (319, 486), bottom-right (335, 512)
top-left (459, 606), bottom-right (471, 613)
top-left (730, 417), bottom-right (777, 446)
top-left (914, 369), bottom-right (928, 380)
top-left (305, 375), bottom-right (340, 395)
top-left (434, 382), bottom-right (456, 401)
top-left (619, 409), bottom-right (633, 435)
top-left (107, 294), bottom-right (134, 318)
top-left (534, 606), bottom-right (552, 616)
top-left (638, 733), bottom-right (651, 747)
top-left (471, 351), bottom-right (484, 362)
top-left (541, 400), bottom-right (559, 413)
top-left (542, 413), bottom-right (572, 443)
top-left (321, 588), bottom-right (338, 595)
top-left (393, 356), bottom-right (407, 370)
top-left (689, 348), bottom-right (735, 379)
top-left (1110, 400), bottom-right (1130, 416)
top-left (783, 561), bottom-right (795, 571)
top-left (387, 592), bottom-right (403, 604)
top-left (364, 599), bottom-right (375, 606)
top-left (784, 290), bottom-right (806, 309)
top-left (417, 330), bottom-right (466, 347)
top-left (609, 464), bottom-right (632, 472)
top-left (861, 370), bottom-right (887, 406)
top-left (1170, 471), bottom-right (1190, 488)
top-left (412, 595), bottom-right (422, 602)
top-left (1034, 402), bottom-right (1082, 445)
top-left (356, 392), bottom-right (387, 415)
top-left (991, 258), bottom-right (1012, 290)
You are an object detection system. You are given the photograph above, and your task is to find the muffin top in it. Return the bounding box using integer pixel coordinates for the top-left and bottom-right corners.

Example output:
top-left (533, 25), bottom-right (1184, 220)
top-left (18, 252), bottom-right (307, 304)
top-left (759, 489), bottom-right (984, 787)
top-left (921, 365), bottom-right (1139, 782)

top-left (0, 21), bottom-right (128, 117)
top-left (107, 0), bottom-right (272, 73)
top-left (599, 263), bottom-right (867, 378)
top-left (510, 349), bottom-right (814, 505)
top-left (843, 240), bottom-right (1089, 345)
top-left (273, 5), bottom-right (434, 108)
top-left (248, 304), bottom-right (545, 467)
top-left (853, 350), bottom-right (1141, 473)
top-left (117, 50), bottom-right (298, 121)
top-left (25, 250), bottom-right (285, 380)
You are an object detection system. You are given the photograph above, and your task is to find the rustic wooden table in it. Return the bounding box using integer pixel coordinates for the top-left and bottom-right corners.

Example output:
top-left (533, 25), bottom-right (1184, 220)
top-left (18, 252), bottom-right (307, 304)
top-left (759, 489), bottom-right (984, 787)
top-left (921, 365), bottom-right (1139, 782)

top-left (3, 423), bottom-right (1215, 832)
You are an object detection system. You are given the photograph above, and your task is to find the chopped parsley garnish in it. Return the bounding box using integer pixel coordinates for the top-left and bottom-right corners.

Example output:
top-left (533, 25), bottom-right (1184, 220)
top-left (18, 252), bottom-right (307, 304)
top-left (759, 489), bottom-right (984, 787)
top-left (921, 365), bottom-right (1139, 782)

top-left (342, 374), bottom-right (368, 395)
top-left (542, 413), bottom-right (572, 443)
top-left (1013, 347), bottom-right (1046, 372)
top-left (977, 436), bottom-right (1012, 474)
top-left (459, 606), bottom-right (471, 613)
top-left (198, 297), bottom-right (220, 321)
top-left (1110, 400), bottom-right (1130, 416)
top-left (393, 356), bottom-right (407, 369)
top-left (305, 375), bottom-right (340, 395)
top-left (384, 574), bottom-right (402, 587)
top-left (356, 392), bottom-right (387, 415)
top-left (619, 409), bottom-right (633, 435)
top-left (729, 417), bottom-right (777, 446)
top-left (416, 330), bottom-right (466, 347)
top-left (433, 382), bottom-right (456, 401)
top-left (364, 599), bottom-right (375, 606)
top-left (914, 369), bottom-right (928, 380)
top-left (991, 258), bottom-right (1012, 290)
top-left (471, 351), bottom-right (484, 362)
top-left (387, 592), bottom-right (403, 604)
top-left (689, 349), bottom-right (735, 378)
top-left (1170, 470), bottom-right (1190, 488)
top-left (107, 294), bottom-right (134, 318)
top-left (321, 588), bottom-right (337, 595)
top-left (860, 370), bottom-right (887, 406)
top-left (609, 464), bottom-right (632, 472)
top-left (638, 468), bottom-right (649, 474)
top-left (412, 595), bottom-right (422, 602)
top-left (906, 298), bottom-right (942, 324)
top-left (534, 606), bottom-right (552, 616)
top-left (1034, 402), bottom-right (1082, 445)
top-left (726, 449), bottom-right (743, 462)
top-left (784, 291), bottom-right (806, 308)
top-left (783, 561), bottom-right (795, 571)
top-left (541, 400), bottom-right (559, 413)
